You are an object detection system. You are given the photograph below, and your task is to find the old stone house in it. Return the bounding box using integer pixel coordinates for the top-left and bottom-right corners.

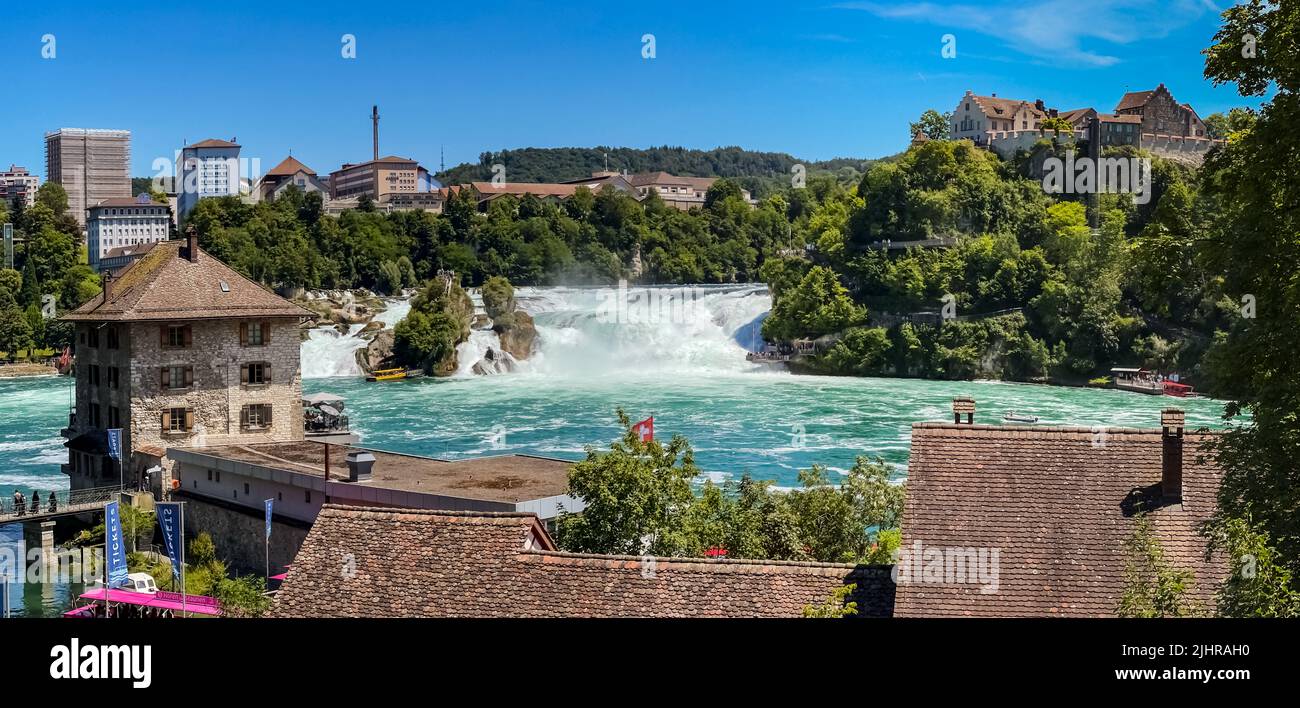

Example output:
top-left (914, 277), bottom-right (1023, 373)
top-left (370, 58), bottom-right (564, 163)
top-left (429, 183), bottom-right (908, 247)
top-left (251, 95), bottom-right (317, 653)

top-left (1114, 83), bottom-right (1208, 139)
top-left (61, 230), bottom-right (313, 495)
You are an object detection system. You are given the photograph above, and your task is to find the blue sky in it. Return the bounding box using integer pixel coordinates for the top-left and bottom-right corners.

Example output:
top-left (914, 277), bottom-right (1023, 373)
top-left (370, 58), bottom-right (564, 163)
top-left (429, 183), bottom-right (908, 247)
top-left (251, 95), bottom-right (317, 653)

top-left (1, 0), bottom-right (1259, 180)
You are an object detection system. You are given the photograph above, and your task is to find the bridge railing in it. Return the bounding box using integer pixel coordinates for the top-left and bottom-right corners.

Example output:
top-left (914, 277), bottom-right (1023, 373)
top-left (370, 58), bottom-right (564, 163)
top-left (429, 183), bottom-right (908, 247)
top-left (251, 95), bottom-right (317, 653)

top-left (0, 486), bottom-right (120, 523)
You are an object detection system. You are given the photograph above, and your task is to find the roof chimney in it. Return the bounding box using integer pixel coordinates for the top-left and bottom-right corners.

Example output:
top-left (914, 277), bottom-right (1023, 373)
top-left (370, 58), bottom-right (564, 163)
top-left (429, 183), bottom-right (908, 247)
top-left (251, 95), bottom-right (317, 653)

top-left (100, 270), bottom-right (113, 304)
top-left (346, 450), bottom-right (375, 482)
top-left (1160, 408), bottom-right (1184, 502)
top-left (952, 396), bottom-right (975, 425)
top-left (185, 225), bottom-right (199, 263)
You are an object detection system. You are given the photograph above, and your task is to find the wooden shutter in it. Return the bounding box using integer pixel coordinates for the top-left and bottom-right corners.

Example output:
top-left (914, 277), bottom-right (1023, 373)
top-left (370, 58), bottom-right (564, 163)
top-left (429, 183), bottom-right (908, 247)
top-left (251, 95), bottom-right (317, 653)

top-left (183, 366), bottom-right (193, 387)
top-left (161, 367), bottom-right (170, 389)
top-left (183, 326), bottom-right (193, 347)
top-left (264, 404), bottom-right (273, 426)
top-left (240, 364), bottom-right (249, 384)
top-left (184, 409), bottom-right (194, 431)
top-left (239, 322), bottom-right (248, 346)
top-left (240, 405), bottom-right (249, 430)
top-left (161, 409), bottom-right (171, 432)
top-left (160, 325), bottom-right (168, 347)
top-left (264, 363), bottom-right (272, 384)
top-left (261, 321), bottom-right (271, 344)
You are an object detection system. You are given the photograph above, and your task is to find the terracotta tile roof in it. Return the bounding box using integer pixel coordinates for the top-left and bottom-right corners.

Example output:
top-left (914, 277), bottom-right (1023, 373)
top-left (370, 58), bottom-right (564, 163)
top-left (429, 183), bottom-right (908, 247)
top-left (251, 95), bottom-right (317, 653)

top-left (1116, 90), bottom-right (1155, 111)
top-left (970, 95), bottom-right (1047, 121)
top-left (627, 171), bottom-right (718, 190)
top-left (467, 182), bottom-right (582, 197)
top-left (265, 156), bottom-right (316, 177)
top-left (63, 240), bottom-right (315, 322)
top-left (101, 242), bottom-right (159, 259)
top-left (271, 506), bottom-right (896, 618)
top-left (895, 416), bottom-right (1224, 618)
top-left (184, 138), bottom-right (240, 149)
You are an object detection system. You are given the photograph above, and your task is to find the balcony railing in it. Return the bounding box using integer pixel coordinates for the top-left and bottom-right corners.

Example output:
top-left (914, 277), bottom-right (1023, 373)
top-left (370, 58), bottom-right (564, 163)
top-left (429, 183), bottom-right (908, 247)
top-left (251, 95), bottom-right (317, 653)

top-left (0, 486), bottom-right (120, 524)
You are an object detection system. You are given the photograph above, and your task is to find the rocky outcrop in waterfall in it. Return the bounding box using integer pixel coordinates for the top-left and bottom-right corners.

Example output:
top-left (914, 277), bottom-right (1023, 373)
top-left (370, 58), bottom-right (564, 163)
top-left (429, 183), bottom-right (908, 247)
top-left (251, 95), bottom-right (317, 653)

top-left (494, 311), bottom-right (538, 361)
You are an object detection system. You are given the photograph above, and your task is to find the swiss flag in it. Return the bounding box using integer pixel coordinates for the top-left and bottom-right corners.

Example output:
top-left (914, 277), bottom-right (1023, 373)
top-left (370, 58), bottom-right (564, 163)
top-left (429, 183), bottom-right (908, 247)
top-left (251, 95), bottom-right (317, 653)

top-left (633, 416), bottom-right (654, 443)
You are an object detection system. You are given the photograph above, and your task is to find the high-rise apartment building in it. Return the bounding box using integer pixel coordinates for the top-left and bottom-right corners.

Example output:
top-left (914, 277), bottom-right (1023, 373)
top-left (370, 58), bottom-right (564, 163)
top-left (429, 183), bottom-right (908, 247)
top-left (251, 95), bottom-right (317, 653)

top-left (44, 129), bottom-right (132, 229)
top-left (177, 138), bottom-right (242, 221)
top-left (0, 165), bottom-right (40, 209)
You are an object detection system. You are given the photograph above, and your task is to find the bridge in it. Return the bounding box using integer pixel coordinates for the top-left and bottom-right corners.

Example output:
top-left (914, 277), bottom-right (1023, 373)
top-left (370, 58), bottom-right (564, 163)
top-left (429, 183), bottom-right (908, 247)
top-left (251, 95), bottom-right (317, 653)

top-left (0, 486), bottom-right (120, 526)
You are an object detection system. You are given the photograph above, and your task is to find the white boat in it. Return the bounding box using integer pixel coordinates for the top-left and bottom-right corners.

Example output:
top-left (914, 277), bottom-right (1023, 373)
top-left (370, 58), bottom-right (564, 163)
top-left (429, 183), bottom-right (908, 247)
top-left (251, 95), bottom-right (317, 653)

top-left (1003, 411), bottom-right (1039, 423)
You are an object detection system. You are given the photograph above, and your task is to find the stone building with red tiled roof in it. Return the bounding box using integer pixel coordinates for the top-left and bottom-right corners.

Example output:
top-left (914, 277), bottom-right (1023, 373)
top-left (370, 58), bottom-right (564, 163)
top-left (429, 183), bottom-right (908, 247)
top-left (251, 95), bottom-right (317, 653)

top-left (60, 231), bottom-right (315, 495)
top-left (1114, 84), bottom-right (1208, 139)
top-left (894, 399), bottom-right (1224, 617)
top-left (271, 505), bottom-right (896, 618)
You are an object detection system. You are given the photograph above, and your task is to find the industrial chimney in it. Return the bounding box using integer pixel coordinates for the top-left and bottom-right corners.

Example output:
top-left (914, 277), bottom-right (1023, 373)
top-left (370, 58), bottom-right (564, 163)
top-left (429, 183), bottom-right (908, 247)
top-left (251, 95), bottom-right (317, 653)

top-left (1160, 408), bottom-right (1184, 502)
top-left (952, 397), bottom-right (975, 425)
top-left (371, 105), bottom-right (380, 162)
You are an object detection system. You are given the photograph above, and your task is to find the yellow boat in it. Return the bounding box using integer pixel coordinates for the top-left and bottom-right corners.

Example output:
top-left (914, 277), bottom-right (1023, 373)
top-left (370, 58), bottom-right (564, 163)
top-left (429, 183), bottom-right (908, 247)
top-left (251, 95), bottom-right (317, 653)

top-left (366, 368), bottom-right (406, 382)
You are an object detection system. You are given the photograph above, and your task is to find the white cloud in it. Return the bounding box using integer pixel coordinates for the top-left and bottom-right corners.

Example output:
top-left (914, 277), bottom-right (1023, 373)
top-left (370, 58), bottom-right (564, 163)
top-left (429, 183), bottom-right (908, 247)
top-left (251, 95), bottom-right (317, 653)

top-left (834, 0), bottom-right (1219, 67)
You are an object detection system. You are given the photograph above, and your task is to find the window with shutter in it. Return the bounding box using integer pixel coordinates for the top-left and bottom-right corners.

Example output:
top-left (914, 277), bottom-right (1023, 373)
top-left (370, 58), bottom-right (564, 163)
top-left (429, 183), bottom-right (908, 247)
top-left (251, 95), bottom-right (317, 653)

top-left (161, 367), bottom-right (170, 389)
top-left (183, 366), bottom-right (193, 388)
top-left (261, 321), bottom-right (271, 345)
top-left (184, 409), bottom-right (194, 431)
top-left (161, 409), bottom-right (171, 432)
top-left (240, 322), bottom-right (249, 346)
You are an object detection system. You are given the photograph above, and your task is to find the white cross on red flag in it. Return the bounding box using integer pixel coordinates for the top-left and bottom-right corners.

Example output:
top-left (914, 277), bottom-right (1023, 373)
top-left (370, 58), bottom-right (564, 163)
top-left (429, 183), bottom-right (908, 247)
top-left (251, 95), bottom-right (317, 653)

top-left (633, 416), bottom-right (654, 442)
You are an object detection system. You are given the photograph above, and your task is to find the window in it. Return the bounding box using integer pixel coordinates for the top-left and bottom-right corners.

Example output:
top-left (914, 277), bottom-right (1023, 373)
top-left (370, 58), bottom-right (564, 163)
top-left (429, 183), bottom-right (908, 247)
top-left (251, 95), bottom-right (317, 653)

top-left (108, 406), bottom-right (120, 428)
top-left (87, 328), bottom-right (100, 348)
top-left (207, 469), bottom-right (212, 481)
top-left (244, 362), bottom-right (269, 385)
top-left (241, 403), bottom-right (273, 431)
top-left (163, 407), bottom-right (191, 433)
top-left (88, 365), bottom-right (100, 386)
top-left (107, 366), bottom-right (120, 389)
top-left (241, 321), bottom-right (269, 346)
top-left (161, 365), bottom-right (192, 390)
top-left (90, 403), bottom-right (102, 428)
top-left (164, 324), bottom-right (191, 348)
top-left (305, 490), bottom-right (311, 504)
top-left (244, 483), bottom-right (250, 495)
top-left (106, 326), bottom-right (120, 350)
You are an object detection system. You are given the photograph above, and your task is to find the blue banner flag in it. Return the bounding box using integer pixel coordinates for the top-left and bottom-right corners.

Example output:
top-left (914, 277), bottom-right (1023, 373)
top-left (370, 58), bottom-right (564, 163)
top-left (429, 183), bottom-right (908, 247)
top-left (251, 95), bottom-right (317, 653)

top-left (106, 429), bottom-right (122, 461)
top-left (104, 501), bottom-right (129, 587)
top-left (155, 502), bottom-right (183, 583)
top-left (264, 499), bottom-right (274, 539)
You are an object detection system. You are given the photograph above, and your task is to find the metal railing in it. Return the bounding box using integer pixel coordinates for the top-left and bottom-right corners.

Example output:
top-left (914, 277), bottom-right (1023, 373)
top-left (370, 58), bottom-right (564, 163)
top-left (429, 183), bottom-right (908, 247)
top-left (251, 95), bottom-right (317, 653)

top-left (0, 486), bottom-right (120, 523)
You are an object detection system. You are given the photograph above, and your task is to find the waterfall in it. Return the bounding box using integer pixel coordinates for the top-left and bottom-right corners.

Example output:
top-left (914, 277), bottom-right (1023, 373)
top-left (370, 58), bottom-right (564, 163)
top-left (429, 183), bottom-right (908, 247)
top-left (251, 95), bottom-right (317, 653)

top-left (301, 299), bottom-right (412, 379)
top-left (299, 286), bottom-right (773, 379)
top-left (520, 284), bottom-right (772, 377)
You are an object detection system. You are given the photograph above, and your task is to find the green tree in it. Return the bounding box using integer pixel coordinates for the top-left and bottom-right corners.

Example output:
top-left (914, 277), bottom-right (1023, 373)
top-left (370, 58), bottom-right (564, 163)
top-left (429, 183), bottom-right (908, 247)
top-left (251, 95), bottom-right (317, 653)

top-left (1194, 0), bottom-right (1300, 608)
top-left (555, 409), bottom-right (700, 556)
top-left (35, 182), bottom-right (69, 217)
top-left (0, 289), bottom-right (32, 359)
top-left (481, 275), bottom-right (515, 320)
top-left (908, 109), bottom-right (951, 141)
top-left (1117, 515), bottom-right (1201, 618)
top-left (1203, 516), bottom-right (1300, 617)
top-left (762, 265), bottom-right (865, 341)
top-left (801, 584), bottom-right (859, 618)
